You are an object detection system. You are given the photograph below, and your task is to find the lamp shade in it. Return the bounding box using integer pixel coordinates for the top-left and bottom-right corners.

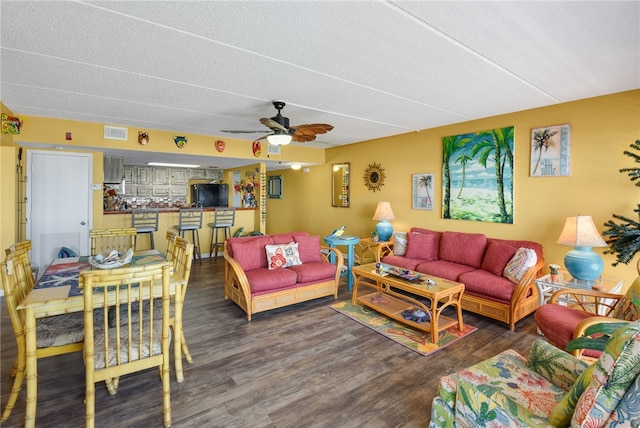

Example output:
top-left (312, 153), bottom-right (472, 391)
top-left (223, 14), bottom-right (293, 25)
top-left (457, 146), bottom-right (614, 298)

top-left (372, 202), bottom-right (395, 241)
top-left (556, 215), bottom-right (607, 247)
top-left (372, 202), bottom-right (395, 221)
top-left (266, 131), bottom-right (292, 146)
top-left (556, 215), bottom-right (607, 283)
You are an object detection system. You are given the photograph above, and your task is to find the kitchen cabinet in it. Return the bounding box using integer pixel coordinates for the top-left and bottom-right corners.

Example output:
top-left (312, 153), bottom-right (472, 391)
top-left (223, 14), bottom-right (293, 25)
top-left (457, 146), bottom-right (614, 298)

top-left (137, 167), bottom-right (151, 184)
top-left (124, 166), bottom-right (135, 184)
top-left (152, 186), bottom-right (170, 196)
top-left (137, 185), bottom-right (151, 196)
top-left (205, 169), bottom-right (223, 181)
top-left (189, 169), bottom-right (205, 179)
top-left (152, 168), bottom-right (169, 185)
top-left (171, 169), bottom-right (188, 185)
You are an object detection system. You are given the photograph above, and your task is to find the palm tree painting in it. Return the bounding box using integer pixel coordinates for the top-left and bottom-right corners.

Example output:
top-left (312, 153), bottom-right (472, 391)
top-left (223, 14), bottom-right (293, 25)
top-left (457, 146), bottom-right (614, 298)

top-left (530, 124), bottom-right (571, 176)
top-left (442, 126), bottom-right (514, 224)
top-left (412, 174), bottom-right (434, 210)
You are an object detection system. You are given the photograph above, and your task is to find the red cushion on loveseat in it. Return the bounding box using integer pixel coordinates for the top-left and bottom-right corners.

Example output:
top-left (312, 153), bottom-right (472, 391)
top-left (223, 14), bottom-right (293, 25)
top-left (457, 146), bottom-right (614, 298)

top-left (294, 235), bottom-right (322, 263)
top-left (458, 269), bottom-right (516, 302)
top-left (288, 262), bottom-right (336, 283)
top-left (405, 232), bottom-right (438, 260)
top-left (228, 237), bottom-right (272, 271)
top-left (409, 227), bottom-right (441, 259)
top-left (245, 267), bottom-right (298, 294)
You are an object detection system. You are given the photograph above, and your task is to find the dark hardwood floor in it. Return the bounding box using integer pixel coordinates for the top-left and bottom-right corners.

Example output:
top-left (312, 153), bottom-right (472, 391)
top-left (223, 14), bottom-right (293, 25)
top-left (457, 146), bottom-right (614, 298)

top-left (1, 258), bottom-right (542, 427)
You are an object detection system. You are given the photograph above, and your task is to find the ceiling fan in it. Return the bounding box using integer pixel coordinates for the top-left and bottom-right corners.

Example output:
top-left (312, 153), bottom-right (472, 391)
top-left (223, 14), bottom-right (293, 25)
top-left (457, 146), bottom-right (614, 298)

top-left (221, 101), bottom-right (334, 145)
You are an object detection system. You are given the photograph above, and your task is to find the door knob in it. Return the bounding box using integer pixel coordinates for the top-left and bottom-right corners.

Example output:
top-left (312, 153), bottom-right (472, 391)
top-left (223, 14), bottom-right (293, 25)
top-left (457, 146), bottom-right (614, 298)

top-left (81, 221), bottom-right (86, 225)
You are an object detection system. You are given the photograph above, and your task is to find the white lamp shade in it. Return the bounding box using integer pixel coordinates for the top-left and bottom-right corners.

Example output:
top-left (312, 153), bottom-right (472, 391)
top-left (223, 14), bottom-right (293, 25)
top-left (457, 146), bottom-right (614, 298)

top-left (372, 201), bottom-right (395, 221)
top-left (556, 215), bottom-right (607, 248)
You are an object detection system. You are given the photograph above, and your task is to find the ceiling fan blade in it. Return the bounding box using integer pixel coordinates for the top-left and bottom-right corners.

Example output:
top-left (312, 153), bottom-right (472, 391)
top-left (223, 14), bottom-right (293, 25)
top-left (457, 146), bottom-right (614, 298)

top-left (260, 117), bottom-right (288, 132)
top-left (289, 123), bottom-right (334, 142)
top-left (220, 129), bottom-right (269, 134)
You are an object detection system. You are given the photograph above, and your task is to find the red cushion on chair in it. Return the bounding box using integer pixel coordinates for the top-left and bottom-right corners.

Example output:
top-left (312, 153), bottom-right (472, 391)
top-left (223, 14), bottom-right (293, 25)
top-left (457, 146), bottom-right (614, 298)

top-left (534, 304), bottom-right (602, 358)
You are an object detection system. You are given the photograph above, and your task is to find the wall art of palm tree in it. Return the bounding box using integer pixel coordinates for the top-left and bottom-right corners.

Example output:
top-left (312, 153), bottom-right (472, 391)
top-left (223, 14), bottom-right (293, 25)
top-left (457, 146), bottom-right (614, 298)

top-left (442, 126), bottom-right (514, 224)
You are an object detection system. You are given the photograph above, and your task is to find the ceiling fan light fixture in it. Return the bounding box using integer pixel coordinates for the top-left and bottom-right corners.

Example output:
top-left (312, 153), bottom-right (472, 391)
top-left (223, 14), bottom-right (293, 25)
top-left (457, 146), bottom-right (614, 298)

top-left (267, 132), bottom-right (292, 146)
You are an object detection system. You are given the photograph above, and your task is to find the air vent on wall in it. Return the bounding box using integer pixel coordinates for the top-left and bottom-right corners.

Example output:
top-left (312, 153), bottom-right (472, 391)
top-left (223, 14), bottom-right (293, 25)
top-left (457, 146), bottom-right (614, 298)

top-left (267, 144), bottom-right (281, 156)
top-left (104, 125), bottom-right (128, 141)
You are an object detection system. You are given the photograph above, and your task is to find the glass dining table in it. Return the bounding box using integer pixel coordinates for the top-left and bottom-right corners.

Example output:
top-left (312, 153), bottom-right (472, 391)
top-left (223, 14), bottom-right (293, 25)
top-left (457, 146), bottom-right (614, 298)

top-left (17, 252), bottom-right (183, 427)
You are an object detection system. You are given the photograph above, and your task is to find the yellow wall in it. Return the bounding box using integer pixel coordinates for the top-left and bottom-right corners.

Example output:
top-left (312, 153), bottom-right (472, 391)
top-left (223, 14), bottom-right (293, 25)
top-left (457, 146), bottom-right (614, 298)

top-left (268, 90), bottom-right (640, 286)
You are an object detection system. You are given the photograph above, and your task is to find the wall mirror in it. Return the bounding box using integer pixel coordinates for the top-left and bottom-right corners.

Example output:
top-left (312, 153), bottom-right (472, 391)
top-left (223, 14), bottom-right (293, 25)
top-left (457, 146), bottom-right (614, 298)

top-left (331, 162), bottom-right (350, 207)
top-left (268, 175), bottom-right (282, 198)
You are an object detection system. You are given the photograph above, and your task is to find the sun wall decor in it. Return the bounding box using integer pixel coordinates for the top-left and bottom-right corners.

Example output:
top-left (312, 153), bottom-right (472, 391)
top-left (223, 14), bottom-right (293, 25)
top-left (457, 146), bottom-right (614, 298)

top-left (364, 162), bottom-right (386, 192)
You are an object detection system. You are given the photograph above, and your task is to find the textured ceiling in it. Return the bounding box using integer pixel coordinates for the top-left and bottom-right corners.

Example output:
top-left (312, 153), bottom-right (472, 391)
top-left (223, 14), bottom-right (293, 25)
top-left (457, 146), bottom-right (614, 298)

top-left (1, 1), bottom-right (638, 170)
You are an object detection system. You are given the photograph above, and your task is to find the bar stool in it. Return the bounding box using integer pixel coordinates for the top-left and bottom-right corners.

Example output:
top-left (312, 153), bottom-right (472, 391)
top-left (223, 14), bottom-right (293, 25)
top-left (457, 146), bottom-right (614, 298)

top-left (175, 207), bottom-right (203, 260)
top-left (131, 209), bottom-right (160, 250)
top-left (207, 208), bottom-right (235, 260)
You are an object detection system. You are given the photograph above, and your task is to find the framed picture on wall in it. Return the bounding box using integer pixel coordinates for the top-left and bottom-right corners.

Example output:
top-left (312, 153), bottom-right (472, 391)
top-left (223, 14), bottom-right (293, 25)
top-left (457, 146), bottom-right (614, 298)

top-left (412, 173), bottom-right (434, 210)
top-left (530, 124), bottom-right (571, 177)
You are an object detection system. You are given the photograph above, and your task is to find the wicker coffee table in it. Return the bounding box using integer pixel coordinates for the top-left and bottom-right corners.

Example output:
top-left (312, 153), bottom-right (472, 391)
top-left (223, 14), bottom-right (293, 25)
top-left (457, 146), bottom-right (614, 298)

top-left (351, 263), bottom-right (465, 344)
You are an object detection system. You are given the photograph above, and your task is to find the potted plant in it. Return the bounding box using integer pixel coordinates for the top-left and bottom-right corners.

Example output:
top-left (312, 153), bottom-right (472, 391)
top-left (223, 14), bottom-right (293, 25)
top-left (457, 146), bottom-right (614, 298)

top-left (549, 264), bottom-right (562, 283)
top-left (602, 140), bottom-right (640, 269)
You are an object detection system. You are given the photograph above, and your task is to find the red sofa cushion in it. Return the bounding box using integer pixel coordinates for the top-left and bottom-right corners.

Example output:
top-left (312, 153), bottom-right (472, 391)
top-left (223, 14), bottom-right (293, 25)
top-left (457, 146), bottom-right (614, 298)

top-left (380, 255), bottom-right (424, 270)
top-left (405, 232), bottom-right (438, 260)
top-left (409, 227), bottom-right (441, 259)
top-left (458, 269), bottom-right (516, 302)
top-left (245, 267), bottom-right (298, 293)
top-left (481, 241), bottom-right (518, 277)
top-left (415, 260), bottom-right (476, 282)
top-left (439, 231), bottom-right (487, 268)
top-left (294, 235), bottom-right (322, 263)
top-left (229, 236), bottom-right (273, 271)
top-left (271, 231), bottom-right (309, 244)
top-left (288, 262), bottom-right (336, 283)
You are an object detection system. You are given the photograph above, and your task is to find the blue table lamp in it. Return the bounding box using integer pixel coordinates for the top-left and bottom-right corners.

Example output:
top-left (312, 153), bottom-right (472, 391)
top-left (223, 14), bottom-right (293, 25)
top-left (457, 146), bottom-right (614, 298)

top-left (556, 215), bottom-right (608, 284)
top-left (372, 201), bottom-right (395, 242)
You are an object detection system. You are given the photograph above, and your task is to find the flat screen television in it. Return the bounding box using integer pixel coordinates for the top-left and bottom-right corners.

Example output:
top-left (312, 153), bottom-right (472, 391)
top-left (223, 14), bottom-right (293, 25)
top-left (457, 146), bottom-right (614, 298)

top-left (190, 183), bottom-right (229, 207)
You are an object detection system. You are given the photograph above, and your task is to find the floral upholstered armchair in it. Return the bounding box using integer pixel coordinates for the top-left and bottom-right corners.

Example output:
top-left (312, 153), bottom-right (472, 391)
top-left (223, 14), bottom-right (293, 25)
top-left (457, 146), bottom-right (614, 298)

top-left (429, 320), bottom-right (640, 427)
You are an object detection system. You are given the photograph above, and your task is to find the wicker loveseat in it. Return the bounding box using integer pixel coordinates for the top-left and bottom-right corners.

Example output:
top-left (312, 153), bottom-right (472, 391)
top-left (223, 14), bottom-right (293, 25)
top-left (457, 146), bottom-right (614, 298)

top-left (224, 232), bottom-right (344, 320)
top-left (378, 227), bottom-right (544, 330)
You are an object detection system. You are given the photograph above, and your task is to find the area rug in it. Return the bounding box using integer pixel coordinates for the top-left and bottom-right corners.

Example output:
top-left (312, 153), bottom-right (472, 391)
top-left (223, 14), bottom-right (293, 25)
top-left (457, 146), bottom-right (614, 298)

top-left (330, 301), bottom-right (477, 356)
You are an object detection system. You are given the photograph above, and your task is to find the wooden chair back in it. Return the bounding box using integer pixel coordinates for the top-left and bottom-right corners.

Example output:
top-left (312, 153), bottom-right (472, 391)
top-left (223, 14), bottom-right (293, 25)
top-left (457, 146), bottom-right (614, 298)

top-left (172, 236), bottom-right (194, 287)
top-left (80, 262), bottom-right (173, 428)
top-left (90, 228), bottom-right (136, 255)
top-left (165, 230), bottom-right (178, 262)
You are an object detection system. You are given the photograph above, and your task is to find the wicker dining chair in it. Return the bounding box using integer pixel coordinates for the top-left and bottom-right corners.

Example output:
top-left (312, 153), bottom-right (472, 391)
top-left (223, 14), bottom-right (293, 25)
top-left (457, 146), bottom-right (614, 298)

top-left (89, 228), bottom-right (137, 256)
top-left (80, 263), bottom-right (173, 428)
top-left (165, 230), bottom-right (178, 263)
top-left (0, 250), bottom-right (84, 422)
top-left (168, 236), bottom-right (194, 382)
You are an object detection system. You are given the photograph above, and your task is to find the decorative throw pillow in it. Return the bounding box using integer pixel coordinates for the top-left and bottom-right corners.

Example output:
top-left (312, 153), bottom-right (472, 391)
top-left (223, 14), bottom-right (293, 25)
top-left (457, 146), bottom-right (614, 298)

top-left (265, 243), bottom-right (302, 270)
top-left (503, 247), bottom-right (537, 283)
top-left (393, 232), bottom-right (408, 256)
top-left (548, 364), bottom-right (595, 427)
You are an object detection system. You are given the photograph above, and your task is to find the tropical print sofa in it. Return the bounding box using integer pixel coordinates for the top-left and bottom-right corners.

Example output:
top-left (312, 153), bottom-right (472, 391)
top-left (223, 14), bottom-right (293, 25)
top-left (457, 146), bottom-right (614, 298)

top-left (429, 321), bottom-right (640, 427)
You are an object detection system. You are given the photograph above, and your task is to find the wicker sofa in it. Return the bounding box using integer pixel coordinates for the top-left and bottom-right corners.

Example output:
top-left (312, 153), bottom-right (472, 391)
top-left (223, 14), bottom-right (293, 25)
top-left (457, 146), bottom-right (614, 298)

top-left (378, 227), bottom-right (544, 330)
top-left (429, 321), bottom-right (640, 427)
top-left (223, 232), bottom-right (344, 320)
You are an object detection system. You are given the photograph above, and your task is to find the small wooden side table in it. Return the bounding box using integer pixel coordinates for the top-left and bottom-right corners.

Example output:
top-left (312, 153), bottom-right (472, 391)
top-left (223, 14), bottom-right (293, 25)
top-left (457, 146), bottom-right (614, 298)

top-left (356, 237), bottom-right (394, 265)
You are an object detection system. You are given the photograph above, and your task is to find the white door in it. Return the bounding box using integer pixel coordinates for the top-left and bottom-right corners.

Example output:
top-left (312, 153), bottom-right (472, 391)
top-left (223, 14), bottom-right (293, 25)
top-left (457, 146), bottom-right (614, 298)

top-left (26, 150), bottom-right (92, 275)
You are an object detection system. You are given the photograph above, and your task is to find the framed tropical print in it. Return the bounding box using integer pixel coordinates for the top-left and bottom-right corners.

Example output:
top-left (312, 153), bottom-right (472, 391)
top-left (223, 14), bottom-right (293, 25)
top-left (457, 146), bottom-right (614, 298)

top-left (530, 124), bottom-right (571, 177)
top-left (413, 173), bottom-right (434, 210)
